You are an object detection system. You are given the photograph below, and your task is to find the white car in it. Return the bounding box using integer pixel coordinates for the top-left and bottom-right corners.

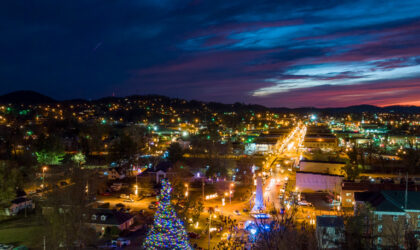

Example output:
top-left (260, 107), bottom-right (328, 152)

top-left (298, 201), bottom-right (312, 206)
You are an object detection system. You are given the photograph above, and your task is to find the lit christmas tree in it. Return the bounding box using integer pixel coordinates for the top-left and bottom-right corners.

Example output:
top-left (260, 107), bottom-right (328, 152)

top-left (143, 179), bottom-right (192, 250)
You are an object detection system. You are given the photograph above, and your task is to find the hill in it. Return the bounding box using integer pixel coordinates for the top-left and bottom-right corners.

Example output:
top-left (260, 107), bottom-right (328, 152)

top-left (0, 90), bottom-right (56, 104)
top-left (1, 90), bottom-right (419, 114)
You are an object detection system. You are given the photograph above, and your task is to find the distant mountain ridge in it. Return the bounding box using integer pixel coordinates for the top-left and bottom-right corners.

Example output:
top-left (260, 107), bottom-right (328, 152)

top-left (1, 90), bottom-right (419, 113)
top-left (0, 90), bottom-right (56, 104)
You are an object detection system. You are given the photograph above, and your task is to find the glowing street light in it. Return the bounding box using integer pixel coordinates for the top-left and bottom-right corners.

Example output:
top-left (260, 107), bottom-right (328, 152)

top-left (42, 166), bottom-right (47, 188)
top-left (134, 185), bottom-right (138, 196)
top-left (229, 183), bottom-right (234, 205)
top-left (185, 183), bottom-right (189, 199)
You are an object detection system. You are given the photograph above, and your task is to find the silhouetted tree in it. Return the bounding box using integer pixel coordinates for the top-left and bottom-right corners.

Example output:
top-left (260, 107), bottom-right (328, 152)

top-left (167, 142), bottom-right (184, 164)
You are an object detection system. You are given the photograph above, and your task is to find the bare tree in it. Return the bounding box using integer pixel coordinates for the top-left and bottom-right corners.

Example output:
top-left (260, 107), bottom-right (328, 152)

top-left (41, 168), bottom-right (99, 249)
top-left (253, 208), bottom-right (317, 250)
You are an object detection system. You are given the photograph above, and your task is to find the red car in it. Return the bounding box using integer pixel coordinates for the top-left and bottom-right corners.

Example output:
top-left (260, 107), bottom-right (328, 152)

top-left (188, 232), bottom-right (200, 239)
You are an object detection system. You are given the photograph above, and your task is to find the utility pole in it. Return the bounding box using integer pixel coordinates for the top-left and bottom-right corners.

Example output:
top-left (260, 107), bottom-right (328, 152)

top-left (202, 177), bottom-right (205, 203)
top-left (42, 166), bottom-right (47, 188)
top-left (405, 172), bottom-right (408, 209)
top-left (229, 183), bottom-right (234, 205)
top-left (43, 236), bottom-right (46, 250)
top-left (208, 214), bottom-right (211, 250)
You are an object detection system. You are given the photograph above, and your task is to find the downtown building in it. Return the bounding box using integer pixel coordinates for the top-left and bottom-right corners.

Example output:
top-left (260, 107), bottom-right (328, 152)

top-left (355, 190), bottom-right (420, 248)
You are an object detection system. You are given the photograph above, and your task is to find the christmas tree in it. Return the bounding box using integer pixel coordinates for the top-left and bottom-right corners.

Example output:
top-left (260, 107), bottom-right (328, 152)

top-left (143, 179), bottom-right (192, 250)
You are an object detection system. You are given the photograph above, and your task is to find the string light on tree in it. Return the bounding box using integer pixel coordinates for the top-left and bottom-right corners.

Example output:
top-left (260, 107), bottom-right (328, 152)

top-left (143, 179), bottom-right (192, 250)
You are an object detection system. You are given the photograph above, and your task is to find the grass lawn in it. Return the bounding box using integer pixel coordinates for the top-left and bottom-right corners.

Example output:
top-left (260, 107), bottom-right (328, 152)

top-left (0, 216), bottom-right (44, 248)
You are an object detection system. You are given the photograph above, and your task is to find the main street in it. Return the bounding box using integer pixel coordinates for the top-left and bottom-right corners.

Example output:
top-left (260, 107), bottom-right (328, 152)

top-left (262, 123), bottom-right (306, 211)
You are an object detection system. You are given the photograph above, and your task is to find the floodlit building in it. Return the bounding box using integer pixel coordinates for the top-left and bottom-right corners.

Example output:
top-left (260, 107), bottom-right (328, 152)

top-left (296, 171), bottom-right (343, 193)
top-left (299, 160), bottom-right (345, 176)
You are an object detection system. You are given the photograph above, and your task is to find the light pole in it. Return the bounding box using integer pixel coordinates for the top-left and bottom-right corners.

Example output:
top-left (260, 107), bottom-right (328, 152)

top-left (229, 183), bottom-right (234, 205)
top-left (135, 174), bottom-right (139, 197)
top-left (202, 178), bottom-right (205, 203)
top-left (42, 166), bottom-right (47, 188)
top-left (185, 183), bottom-right (189, 199)
top-left (208, 213), bottom-right (212, 250)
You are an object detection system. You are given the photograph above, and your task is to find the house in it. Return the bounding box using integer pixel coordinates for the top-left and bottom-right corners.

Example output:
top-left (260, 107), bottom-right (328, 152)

top-left (299, 160), bottom-right (345, 176)
top-left (316, 215), bottom-right (344, 249)
top-left (355, 190), bottom-right (420, 248)
top-left (176, 138), bottom-right (190, 150)
top-left (88, 209), bottom-right (134, 234)
top-left (296, 171), bottom-right (343, 193)
top-left (4, 197), bottom-right (34, 216)
top-left (106, 167), bottom-right (126, 180)
top-left (145, 162), bottom-right (178, 183)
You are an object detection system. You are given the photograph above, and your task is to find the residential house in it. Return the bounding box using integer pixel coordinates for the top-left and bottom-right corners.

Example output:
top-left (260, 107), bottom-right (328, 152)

top-left (88, 209), bottom-right (134, 234)
top-left (5, 197), bottom-right (34, 216)
top-left (107, 167), bottom-right (126, 180)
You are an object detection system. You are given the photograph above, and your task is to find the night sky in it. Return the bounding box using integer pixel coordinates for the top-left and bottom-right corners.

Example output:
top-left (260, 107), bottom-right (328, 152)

top-left (1, 0), bottom-right (420, 107)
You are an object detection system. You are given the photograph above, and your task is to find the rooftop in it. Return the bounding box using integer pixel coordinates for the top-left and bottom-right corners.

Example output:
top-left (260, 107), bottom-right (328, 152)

top-left (316, 216), bottom-right (344, 228)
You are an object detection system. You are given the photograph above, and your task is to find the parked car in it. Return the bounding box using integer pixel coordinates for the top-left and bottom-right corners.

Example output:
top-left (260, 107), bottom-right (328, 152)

top-left (188, 232), bottom-right (200, 239)
top-left (121, 207), bottom-right (131, 213)
top-left (98, 202), bottom-right (110, 209)
top-left (60, 181), bottom-right (68, 186)
top-left (234, 210), bottom-right (241, 215)
top-left (111, 238), bottom-right (131, 247)
top-left (116, 203), bottom-right (125, 208)
top-left (123, 199), bottom-right (134, 203)
top-left (148, 204), bottom-right (157, 209)
top-left (298, 200), bottom-right (312, 206)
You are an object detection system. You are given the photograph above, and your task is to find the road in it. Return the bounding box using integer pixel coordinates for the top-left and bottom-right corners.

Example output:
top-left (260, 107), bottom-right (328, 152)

top-left (263, 124), bottom-right (306, 211)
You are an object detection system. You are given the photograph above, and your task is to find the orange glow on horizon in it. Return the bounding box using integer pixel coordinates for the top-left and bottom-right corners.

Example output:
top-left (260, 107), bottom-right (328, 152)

top-left (379, 100), bottom-right (420, 107)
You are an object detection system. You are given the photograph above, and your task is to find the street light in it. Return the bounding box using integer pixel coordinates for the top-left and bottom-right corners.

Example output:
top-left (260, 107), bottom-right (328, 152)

top-left (42, 166), bottom-right (47, 188)
top-left (185, 183), bottom-right (189, 199)
top-left (229, 183), bottom-right (234, 205)
top-left (208, 212), bottom-right (212, 250)
top-left (134, 185), bottom-right (138, 196)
